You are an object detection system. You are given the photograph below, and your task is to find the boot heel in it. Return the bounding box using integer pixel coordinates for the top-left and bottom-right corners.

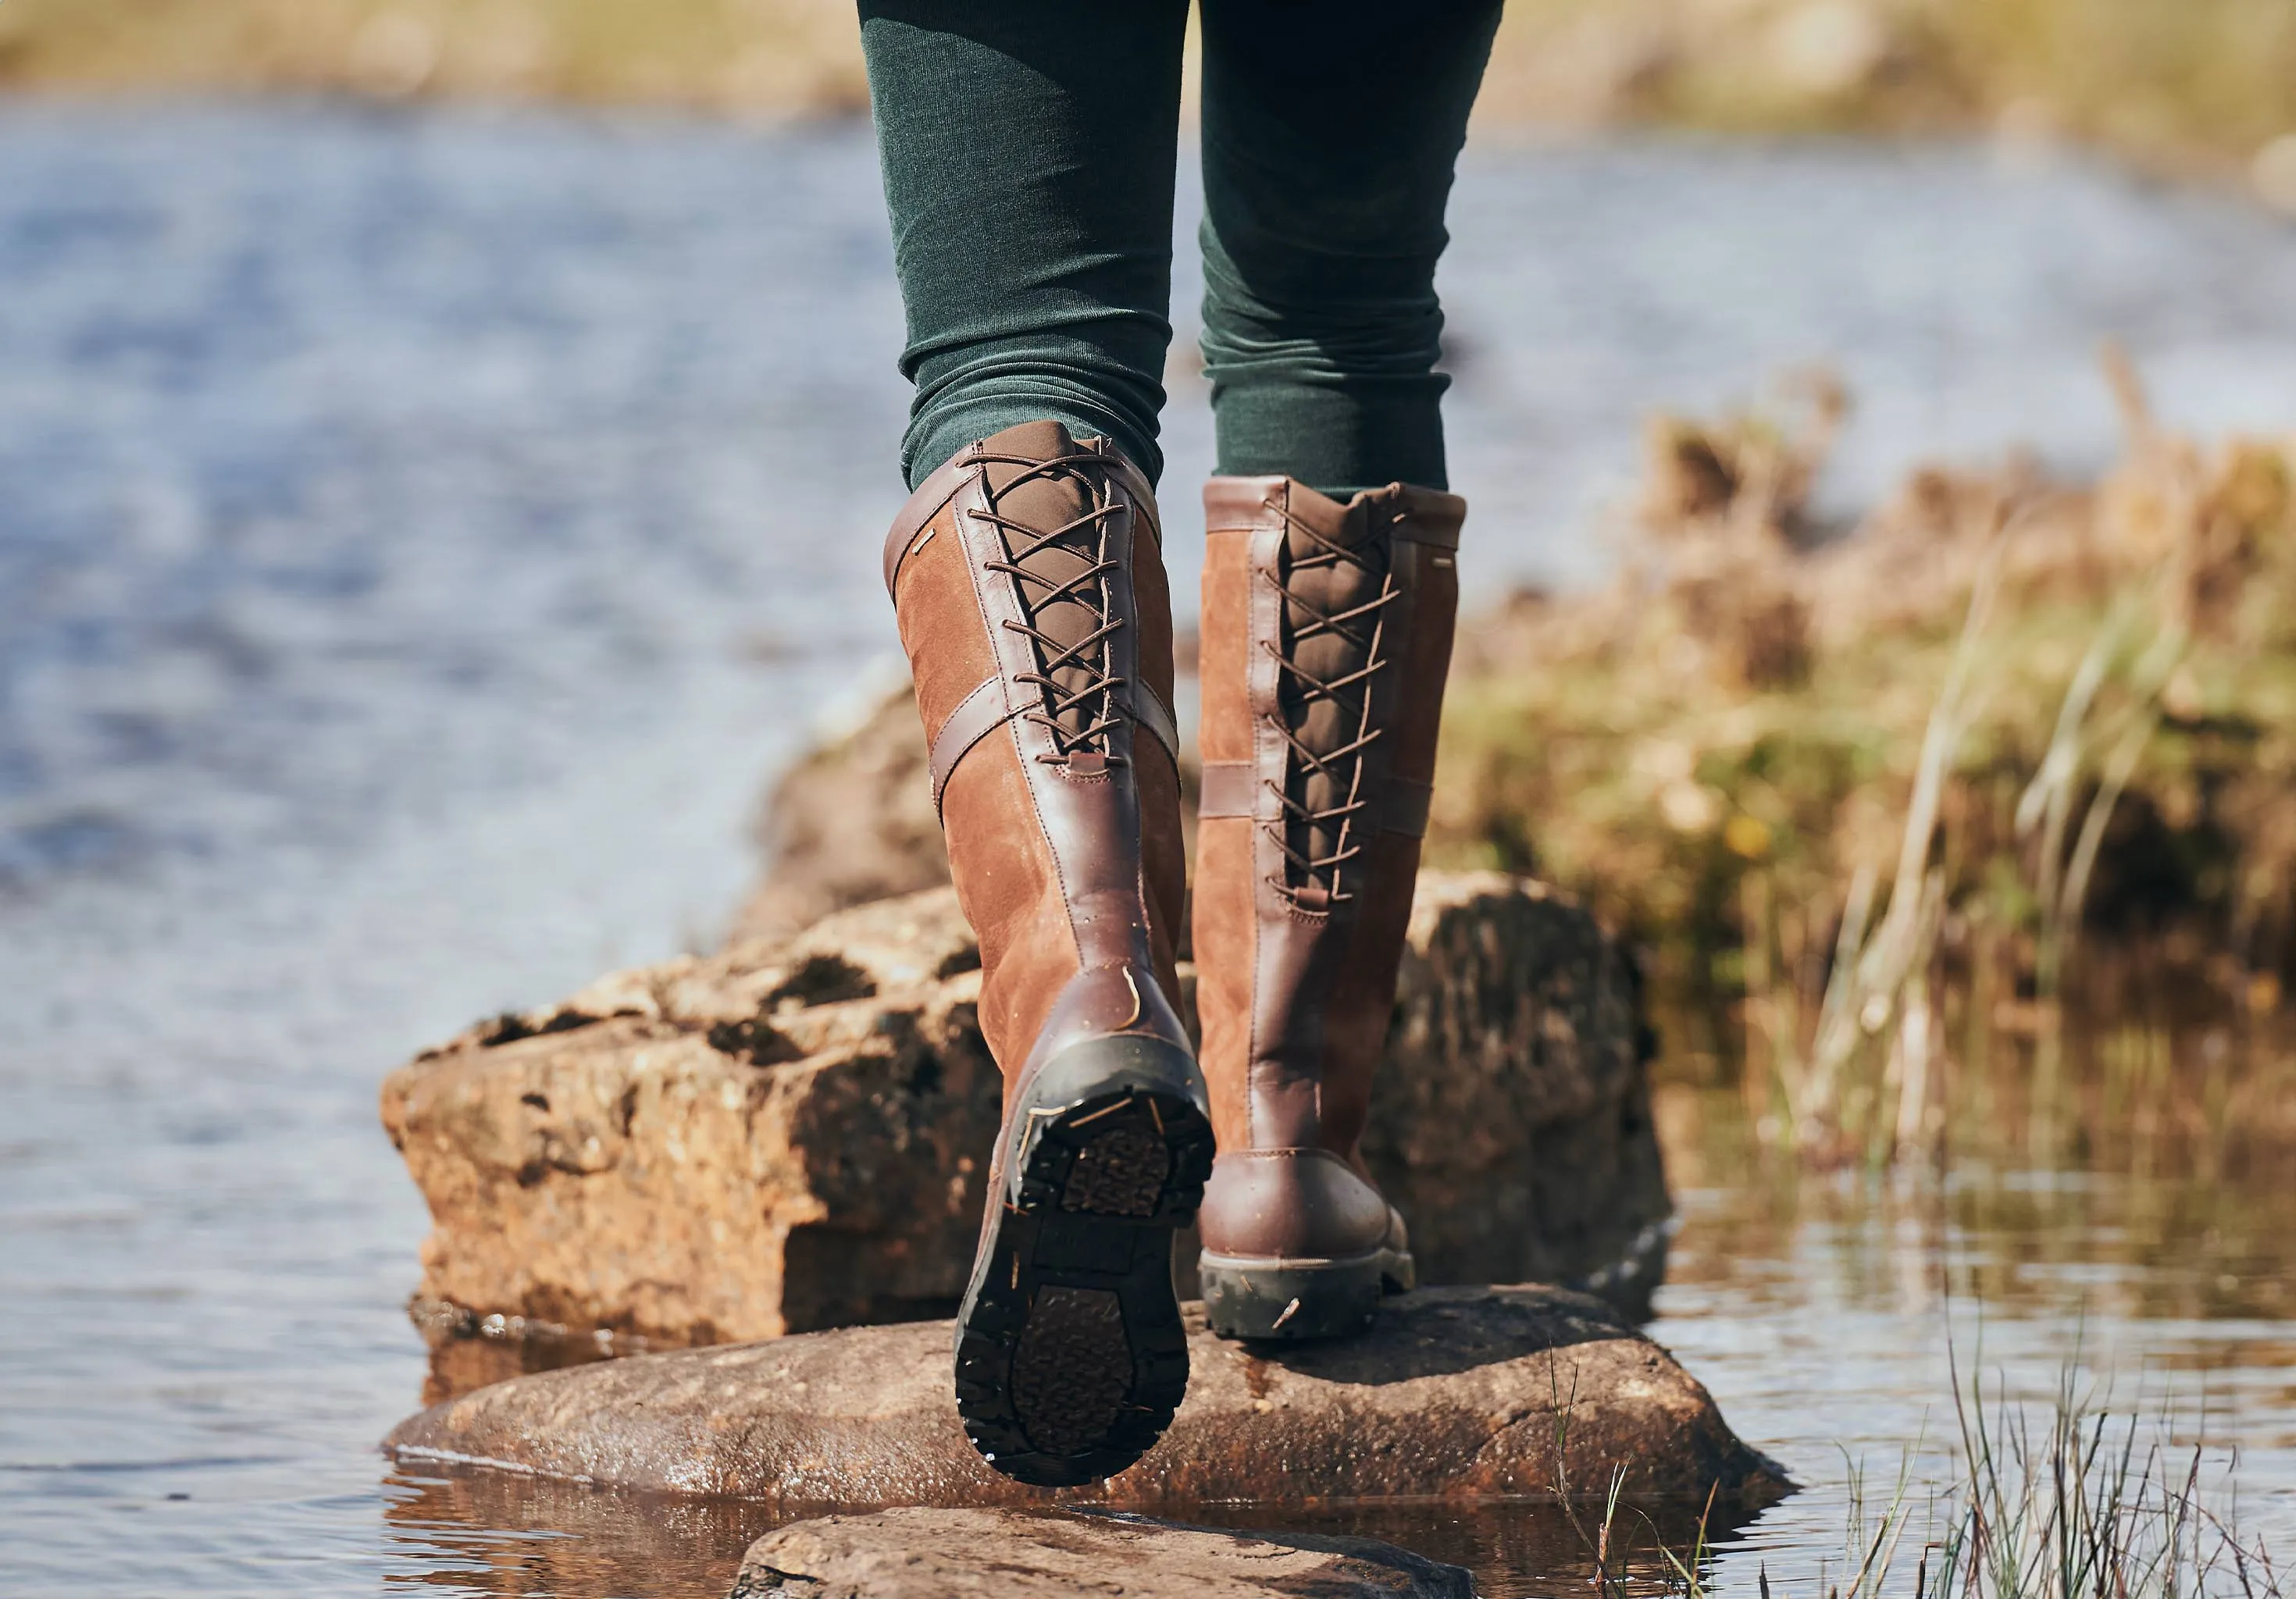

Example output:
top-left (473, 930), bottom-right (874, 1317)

top-left (1199, 1249), bottom-right (1414, 1342)
top-left (953, 1035), bottom-right (1214, 1487)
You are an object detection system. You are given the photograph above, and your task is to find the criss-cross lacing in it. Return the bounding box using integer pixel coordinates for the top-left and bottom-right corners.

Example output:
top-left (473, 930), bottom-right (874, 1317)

top-left (972, 451), bottom-right (1132, 765)
top-left (1260, 508), bottom-right (1403, 908)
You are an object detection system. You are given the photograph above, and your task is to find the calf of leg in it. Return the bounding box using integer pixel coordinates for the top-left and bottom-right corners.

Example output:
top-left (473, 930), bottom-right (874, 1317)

top-left (1196, 0), bottom-right (1502, 498)
top-left (859, 0), bottom-right (1191, 487)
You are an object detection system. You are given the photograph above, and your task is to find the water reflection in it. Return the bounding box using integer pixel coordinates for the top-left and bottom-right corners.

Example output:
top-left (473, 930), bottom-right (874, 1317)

top-left (383, 1465), bottom-right (772, 1598)
top-left (380, 1463), bottom-right (1751, 1599)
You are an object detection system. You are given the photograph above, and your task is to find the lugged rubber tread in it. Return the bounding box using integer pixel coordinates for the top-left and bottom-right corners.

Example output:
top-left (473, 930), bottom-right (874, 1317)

top-left (953, 1039), bottom-right (1214, 1487)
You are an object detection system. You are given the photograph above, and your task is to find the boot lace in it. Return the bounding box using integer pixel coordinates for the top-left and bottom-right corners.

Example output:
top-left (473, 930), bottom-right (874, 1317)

top-left (972, 451), bottom-right (1131, 766)
top-left (1260, 508), bottom-right (1402, 909)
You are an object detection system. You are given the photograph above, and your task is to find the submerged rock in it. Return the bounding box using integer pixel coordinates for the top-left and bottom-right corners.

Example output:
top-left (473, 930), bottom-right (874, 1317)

top-left (383, 872), bottom-right (1670, 1364)
top-left (727, 1508), bottom-right (1476, 1598)
top-left (386, 1284), bottom-right (1788, 1508)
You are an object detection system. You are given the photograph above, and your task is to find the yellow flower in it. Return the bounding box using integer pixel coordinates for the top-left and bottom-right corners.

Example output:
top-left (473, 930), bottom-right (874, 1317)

top-left (1724, 814), bottom-right (1773, 860)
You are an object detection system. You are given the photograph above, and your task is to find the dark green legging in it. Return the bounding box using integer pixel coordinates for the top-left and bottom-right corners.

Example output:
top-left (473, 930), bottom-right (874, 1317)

top-left (857, 2), bottom-right (1502, 498)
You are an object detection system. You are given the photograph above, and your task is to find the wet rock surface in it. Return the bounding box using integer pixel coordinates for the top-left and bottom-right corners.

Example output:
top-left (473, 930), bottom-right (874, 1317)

top-left (384, 872), bottom-right (1670, 1366)
top-left (726, 1507), bottom-right (1477, 1598)
top-left (386, 1285), bottom-right (1788, 1509)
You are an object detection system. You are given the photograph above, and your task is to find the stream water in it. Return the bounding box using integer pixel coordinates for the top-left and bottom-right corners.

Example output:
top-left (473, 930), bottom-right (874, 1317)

top-left (4, 101), bottom-right (2294, 1597)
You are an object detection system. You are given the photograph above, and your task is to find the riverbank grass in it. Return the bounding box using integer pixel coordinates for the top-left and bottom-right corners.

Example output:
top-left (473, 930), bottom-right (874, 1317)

top-left (1574, 1359), bottom-right (2283, 1599)
top-left (1426, 363), bottom-right (2296, 1158)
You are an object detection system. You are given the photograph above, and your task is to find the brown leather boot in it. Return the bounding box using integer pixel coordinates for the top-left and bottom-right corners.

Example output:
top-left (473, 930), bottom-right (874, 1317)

top-left (1191, 475), bottom-right (1465, 1341)
top-left (883, 420), bottom-right (1214, 1484)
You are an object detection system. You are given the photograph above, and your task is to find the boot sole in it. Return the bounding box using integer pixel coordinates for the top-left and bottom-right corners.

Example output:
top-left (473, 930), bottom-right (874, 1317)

top-left (953, 1035), bottom-right (1214, 1487)
top-left (1198, 1248), bottom-right (1416, 1342)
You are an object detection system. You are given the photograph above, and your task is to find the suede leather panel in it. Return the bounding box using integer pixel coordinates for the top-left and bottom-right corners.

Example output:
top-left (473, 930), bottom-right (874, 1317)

top-left (1191, 815), bottom-right (1259, 1156)
top-left (1196, 530), bottom-right (1258, 766)
top-left (893, 497), bottom-right (1002, 750)
top-left (938, 722), bottom-right (1078, 1082)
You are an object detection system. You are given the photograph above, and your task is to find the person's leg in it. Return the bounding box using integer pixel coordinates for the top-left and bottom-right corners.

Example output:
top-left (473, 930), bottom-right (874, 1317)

top-left (858, 3), bottom-right (1212, 1487)
top-left (1196, 0), bottom-right (1501, 497)
top-left (1189, 2), bottom-right (1498, 1341)
top-left (858, 0), bottom-right (1189, 486)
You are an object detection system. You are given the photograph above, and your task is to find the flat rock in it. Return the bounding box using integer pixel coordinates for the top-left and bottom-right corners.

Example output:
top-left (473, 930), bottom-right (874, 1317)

top-left (727, 1508), bottom-right (1475, 1598)
top-left (384, 871), bottom-right (1672, 1376)
top-left (387, 1285), bottom-right (1788, 1510)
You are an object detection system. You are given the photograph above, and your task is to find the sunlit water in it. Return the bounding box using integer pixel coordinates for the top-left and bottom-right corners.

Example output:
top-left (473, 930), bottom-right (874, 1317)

top-left (4, 101), bottom-right (2294, 1597)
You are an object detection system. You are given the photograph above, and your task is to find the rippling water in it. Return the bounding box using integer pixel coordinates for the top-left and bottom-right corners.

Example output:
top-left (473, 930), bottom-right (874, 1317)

top-left (3, 101), bottom-right (2294, 1597)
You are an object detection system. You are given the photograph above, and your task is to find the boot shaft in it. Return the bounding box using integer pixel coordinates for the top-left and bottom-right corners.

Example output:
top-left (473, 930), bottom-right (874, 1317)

top-left (1193, 475), bottom-right (1464, 1159)
top-left (885, 422), bottom-right (1189, 1081)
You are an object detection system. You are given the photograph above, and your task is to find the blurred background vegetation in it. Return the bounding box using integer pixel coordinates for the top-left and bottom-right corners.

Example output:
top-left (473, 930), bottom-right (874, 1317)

top-left (4, 0), bottom-right (2295, 198)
